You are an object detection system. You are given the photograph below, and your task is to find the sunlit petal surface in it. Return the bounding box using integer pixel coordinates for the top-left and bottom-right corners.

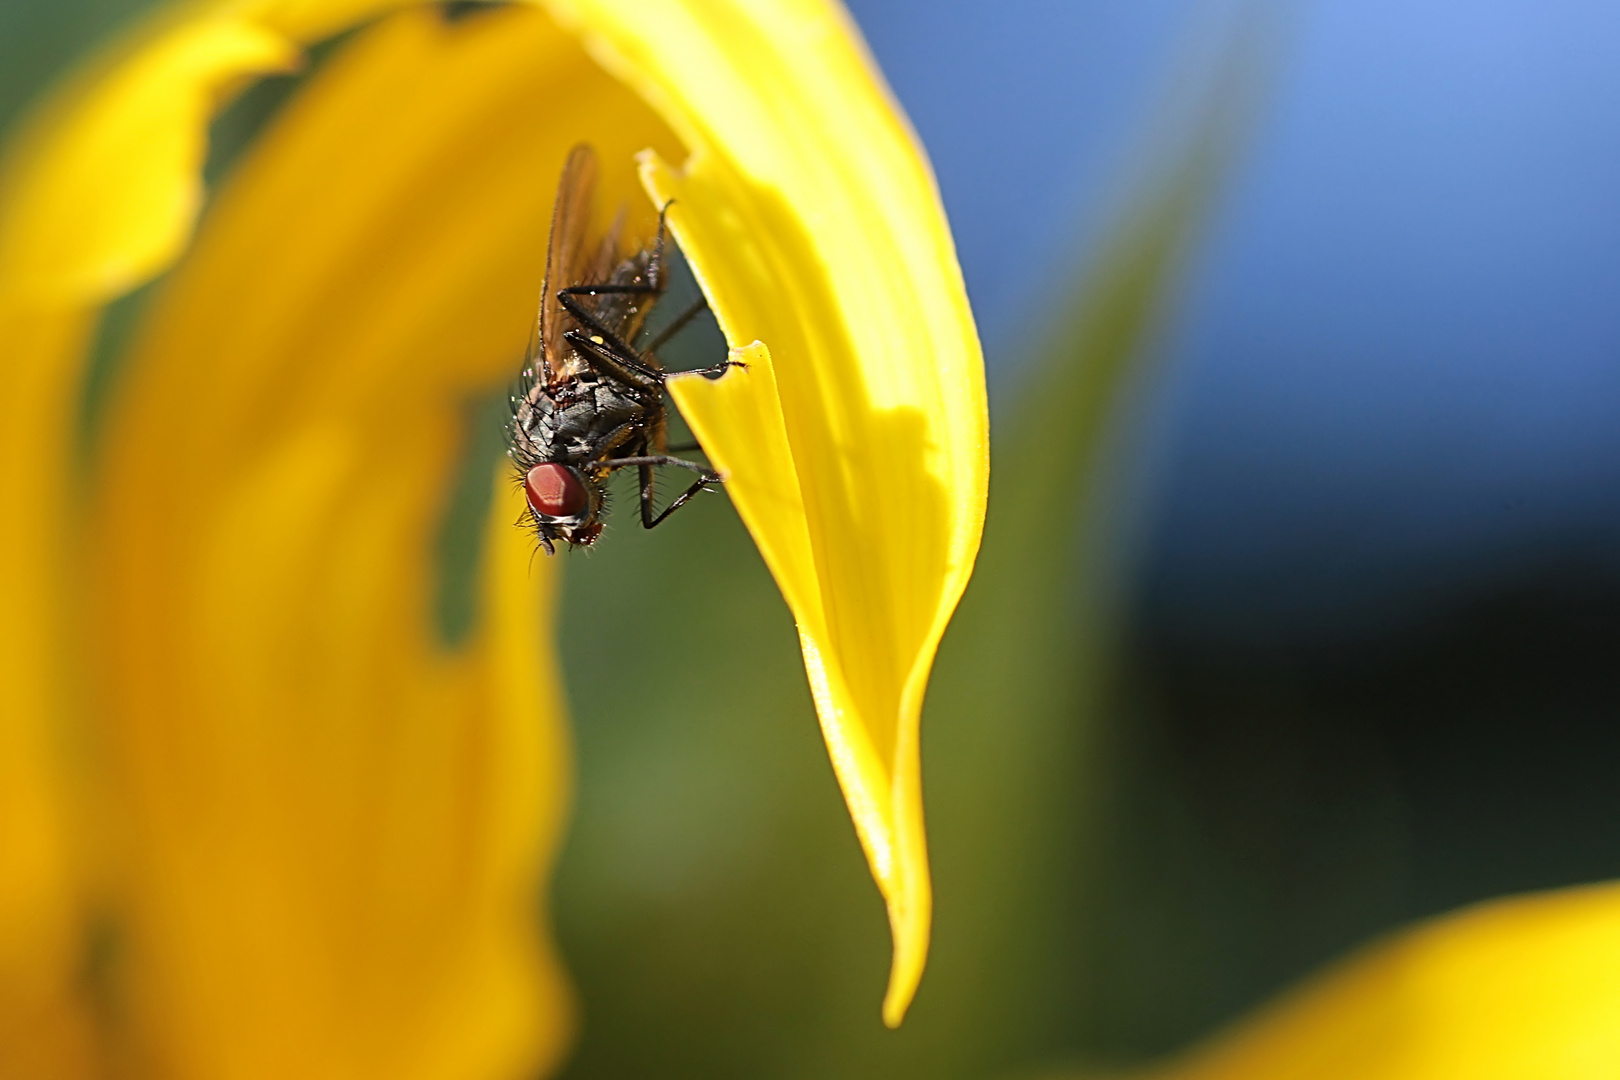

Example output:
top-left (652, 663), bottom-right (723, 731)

top-left (547, 0), bottom-right (990, 1023)
top-left (1145, 882), bottom-right (1620, 1080)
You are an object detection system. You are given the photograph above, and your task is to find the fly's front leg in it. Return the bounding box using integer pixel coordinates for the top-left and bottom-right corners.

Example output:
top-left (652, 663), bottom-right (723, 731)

top-left (638, 463), bottom-right (660, 528)
top-left (596, 454), bottom-right (716, 476)
top-left (638, 463), bottom-right (720, 529)
top-left (591, 454), bottom-right (718, 528)
top-left (576, 422), bottom-right (645, 483)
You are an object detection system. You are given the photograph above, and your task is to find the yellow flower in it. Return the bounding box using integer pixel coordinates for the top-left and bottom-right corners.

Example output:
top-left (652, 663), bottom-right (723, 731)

top-left (0, 0), bottom-right (984, 1075)
top-left (7, 1), bottom-right (1620, 1075)
top-left (1133, 881), bottom-right (1620, 1080)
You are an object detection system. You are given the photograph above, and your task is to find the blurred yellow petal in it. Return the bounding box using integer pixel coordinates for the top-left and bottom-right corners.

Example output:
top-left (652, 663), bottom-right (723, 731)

top-left (0, 11), bottom-right (300, 1078)
top-left (246, 0), bottom-right (422, 43)
top-left (83, 7), bottom-right (679, 1078)
top-left (1142, 881), bottom-right (1620, 1080)
top-left (0, 21), bottom-right (293, 302)
top-left (0, 302), bottom-right (100, 1080)
top-left (547, 0), bottom-right (989, 1024)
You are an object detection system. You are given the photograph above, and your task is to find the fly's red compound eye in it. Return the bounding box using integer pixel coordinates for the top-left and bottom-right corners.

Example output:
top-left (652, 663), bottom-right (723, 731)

top-left (525, 463), bottom-right (588, 518)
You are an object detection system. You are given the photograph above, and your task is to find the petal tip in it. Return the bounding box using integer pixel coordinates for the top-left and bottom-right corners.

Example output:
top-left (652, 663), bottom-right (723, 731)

top-left (879, 878), bottom-right (932, 1027)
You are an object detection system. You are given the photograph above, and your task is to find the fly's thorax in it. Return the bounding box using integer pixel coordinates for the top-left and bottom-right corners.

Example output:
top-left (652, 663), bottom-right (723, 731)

top-left (540, 377), bottom-right (654, 454)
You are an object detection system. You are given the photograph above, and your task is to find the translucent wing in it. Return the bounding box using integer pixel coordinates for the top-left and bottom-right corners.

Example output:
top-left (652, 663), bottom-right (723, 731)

top-left (529, 144), bottom-right (599, 386)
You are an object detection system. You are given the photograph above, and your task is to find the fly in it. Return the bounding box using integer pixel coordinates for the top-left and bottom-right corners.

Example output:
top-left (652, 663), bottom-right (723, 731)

top-left (506, 144), bottom-right (738, 555)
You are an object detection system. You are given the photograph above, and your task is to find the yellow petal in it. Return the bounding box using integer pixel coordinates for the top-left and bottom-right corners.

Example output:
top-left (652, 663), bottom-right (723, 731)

top-left (0, 23), bottom-right (292, 301)
top-left (245, 0), bottom-right (424, 43)
top-left (77, 6), bottom-right (675, 1077)
top-left (546, 0), bottom-right (989, 1024)
top-left (1144, 881), bottom-right (1620, 1080)
top-left (0, 13), bottom-right (297, 1077)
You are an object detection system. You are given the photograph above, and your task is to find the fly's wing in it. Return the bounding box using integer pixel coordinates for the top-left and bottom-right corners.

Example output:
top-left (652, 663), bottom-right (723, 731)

top-left (530, 144), bottom-right (599, 386)
top-left (586, 205), bottom-right (626, 287)
top-left (586, 205), bottom-right (656, 349)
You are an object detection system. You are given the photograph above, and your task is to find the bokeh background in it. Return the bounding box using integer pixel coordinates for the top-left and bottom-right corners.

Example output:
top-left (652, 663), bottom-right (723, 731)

top-left (8, 0), bottom-right (1620, 1076)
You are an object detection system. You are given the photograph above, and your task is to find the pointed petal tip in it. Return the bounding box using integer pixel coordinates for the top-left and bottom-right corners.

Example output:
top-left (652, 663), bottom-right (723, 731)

top-left (623, 0), bottom-right (982, 1024)
top-left (881, 925), bottom-right (927, 1028)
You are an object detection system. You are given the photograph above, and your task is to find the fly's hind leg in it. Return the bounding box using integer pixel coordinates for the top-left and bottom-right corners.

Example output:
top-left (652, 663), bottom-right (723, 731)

top-left (641, 292), bottom-right (747, 380)
top-left (598, 454), bottom-right (716, 475)
top-left (642, 295), bottom-right (707, 355)
top-left (667, 357), bottom-right (748, 379)
top-left (555, 202), bottom-right (676, 361)
top-left (557, 287), bottom-right (661, 364)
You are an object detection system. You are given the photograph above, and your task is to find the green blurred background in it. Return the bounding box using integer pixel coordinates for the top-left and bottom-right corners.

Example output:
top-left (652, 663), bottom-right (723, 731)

top-left (15, 0), bottom-right (1620, 1076)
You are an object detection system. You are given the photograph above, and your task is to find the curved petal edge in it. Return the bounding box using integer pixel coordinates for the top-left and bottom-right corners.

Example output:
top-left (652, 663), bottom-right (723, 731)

top-left (550, 0), bottom-right (990, 1023)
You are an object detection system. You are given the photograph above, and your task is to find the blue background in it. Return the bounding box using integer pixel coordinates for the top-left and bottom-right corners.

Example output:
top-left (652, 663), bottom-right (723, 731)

top-left (849, 0), bottom-right (1620, 640)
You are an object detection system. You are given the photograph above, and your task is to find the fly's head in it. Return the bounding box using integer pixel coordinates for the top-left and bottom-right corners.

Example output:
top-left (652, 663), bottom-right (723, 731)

top-left (522, 462), bottom-right (605, 554)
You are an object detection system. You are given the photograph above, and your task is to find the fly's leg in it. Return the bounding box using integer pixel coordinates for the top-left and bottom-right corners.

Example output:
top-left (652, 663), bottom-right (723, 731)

top-left (555, 199), bottom-right (673, 346)
top-left (642, 295), bottom-right (708, 355)
top-left (562, 202), bottom-right (743, 381)
top-left (558, 286), bottom-right (661, 363)
top-left (582, 421), bottom-right (644, 464)
top-left (637, 462), bottom-right (720, 529)
top-left (555, 203), bottom-right (673, 355)
top-left (593, 454), bottom-right (714, 473)
top-left (580, 338), bottom-right (741, 399)
top-left (664, 358), bottom-right (748, 379)
top-left (588, 452), bottom-right (718, 529)
top-left (640, 293), bottom-right (748, 380)
top-left (565, 329), bottom-right (665, 393)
